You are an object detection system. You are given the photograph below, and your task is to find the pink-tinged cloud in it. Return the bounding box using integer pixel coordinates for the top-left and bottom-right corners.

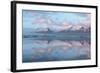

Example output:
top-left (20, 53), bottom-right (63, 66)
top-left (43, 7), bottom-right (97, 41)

top-left (31, 13), bottom-right (91, 32)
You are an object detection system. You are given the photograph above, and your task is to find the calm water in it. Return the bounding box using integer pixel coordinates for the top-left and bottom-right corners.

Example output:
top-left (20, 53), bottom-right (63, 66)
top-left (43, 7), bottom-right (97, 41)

top-left (22, 31), bottom-right (91, 63)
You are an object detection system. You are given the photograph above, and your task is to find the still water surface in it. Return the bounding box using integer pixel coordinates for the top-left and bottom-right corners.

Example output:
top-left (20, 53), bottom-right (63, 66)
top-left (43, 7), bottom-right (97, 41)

top-left (22, 32), bottom-right (90, 63)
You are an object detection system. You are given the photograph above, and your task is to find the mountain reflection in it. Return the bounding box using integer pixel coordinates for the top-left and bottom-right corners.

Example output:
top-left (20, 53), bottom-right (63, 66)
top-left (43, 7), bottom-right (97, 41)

top-left (23, 39), bottom-right (91, 62)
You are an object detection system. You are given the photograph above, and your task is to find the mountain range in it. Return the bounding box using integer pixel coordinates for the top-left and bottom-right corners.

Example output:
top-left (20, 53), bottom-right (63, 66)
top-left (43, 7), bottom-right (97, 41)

top-left (35, 24), bottom-right (91, 33)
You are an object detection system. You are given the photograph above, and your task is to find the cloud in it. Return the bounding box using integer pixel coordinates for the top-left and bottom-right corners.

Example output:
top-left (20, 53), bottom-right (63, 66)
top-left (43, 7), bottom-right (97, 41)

top-left (23, 10), bottom-right (91, 32)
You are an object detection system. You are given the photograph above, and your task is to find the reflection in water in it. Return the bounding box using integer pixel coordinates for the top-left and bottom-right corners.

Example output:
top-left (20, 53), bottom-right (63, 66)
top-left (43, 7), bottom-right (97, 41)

top-left (23, 39), bottom-right (91, 62)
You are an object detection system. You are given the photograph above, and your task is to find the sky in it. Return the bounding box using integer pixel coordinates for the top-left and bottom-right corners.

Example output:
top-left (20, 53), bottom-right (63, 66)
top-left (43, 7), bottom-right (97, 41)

top-left (22, 10), bottom-right (91, 32)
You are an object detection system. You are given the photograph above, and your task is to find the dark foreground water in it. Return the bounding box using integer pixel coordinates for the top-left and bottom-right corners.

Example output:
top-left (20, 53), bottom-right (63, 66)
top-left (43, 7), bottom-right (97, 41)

top-left (22, 32), bottom-right (91, 63)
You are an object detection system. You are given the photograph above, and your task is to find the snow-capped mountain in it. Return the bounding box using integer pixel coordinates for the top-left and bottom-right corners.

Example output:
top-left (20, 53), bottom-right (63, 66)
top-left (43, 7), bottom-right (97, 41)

top-left (57, 24), bottom-right (91, 32)
top-left (32, 23), bottom-right (91, 33)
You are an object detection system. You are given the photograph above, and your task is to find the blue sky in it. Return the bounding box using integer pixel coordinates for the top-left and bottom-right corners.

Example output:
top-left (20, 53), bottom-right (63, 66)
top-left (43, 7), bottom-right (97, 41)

top-left (22, 10), bottom-right (90, 31)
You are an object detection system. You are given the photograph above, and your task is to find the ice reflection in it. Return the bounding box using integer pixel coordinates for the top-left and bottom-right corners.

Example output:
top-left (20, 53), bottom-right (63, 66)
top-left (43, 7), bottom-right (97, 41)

top-left (23, 39), bottom-right (91, 62)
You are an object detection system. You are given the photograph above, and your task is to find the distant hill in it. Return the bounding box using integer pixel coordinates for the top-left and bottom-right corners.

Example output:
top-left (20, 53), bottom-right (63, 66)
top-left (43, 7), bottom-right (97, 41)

top-left (24, 23), bottom-right (91, 33)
